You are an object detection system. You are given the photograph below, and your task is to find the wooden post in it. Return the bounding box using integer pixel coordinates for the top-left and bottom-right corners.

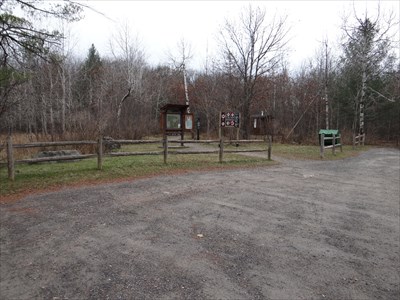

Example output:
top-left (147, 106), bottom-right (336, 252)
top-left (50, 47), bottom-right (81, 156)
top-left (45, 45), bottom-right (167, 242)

top-left (6, 135), bottom-right (15, 181)
top-left (352, 133), bottom-right (355, 149)
top-left (180, 132), bottom-right (184, 147)
top-left (236, 127), bottom-right (240, 147)
top-left (219, 111), bottom-right (223, 163)
top-left (180, 112), bottom-right (185, 147)
top-left (332, 134), bottom-right (336, 155)
top-left (267, 135), bottom-right (272, 161)
top-left (362, 133), bottom-right (365, 146)
top-left (219, 137), bottom-right (224, 163)
top-left (97, 136), bottom-right (103, 170)
top-left (236, 113), bottom-right (240, 147)
top-left (339, 134), bottom-right (343, 152)
top-left (163, 136), bottom-right (168, 164)
top-left (218, 111), bottom-right (222, 140)
top-left (320, 133), bottom-right (324, 159)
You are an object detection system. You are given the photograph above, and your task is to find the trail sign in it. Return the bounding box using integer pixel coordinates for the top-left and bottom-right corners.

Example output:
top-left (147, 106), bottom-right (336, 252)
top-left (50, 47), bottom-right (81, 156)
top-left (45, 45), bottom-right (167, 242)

top-left (221, 112), bottom-right (239, 128)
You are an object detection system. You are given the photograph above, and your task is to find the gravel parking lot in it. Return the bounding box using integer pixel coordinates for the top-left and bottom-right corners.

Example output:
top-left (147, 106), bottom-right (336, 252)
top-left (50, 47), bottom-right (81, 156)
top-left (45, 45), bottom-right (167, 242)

top-left (1, 148), bottom-right (399, 299)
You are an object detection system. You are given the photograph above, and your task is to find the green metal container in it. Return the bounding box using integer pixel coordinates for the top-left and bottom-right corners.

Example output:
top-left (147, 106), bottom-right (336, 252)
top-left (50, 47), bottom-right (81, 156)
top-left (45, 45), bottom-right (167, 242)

top-left (319, 129), bottom-right (340, 146)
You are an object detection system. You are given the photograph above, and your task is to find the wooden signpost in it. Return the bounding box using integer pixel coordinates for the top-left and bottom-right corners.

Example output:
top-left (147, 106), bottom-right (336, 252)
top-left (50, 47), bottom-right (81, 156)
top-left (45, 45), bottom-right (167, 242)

top-left (219, 111), bottom-right (240, 162)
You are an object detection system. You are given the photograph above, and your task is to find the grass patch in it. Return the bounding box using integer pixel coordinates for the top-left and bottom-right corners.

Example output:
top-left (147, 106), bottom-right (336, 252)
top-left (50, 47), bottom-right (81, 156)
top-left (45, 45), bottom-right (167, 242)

top-left (197, 142), bottom-right (370, 160)
top-left (272, 144), bottom-right (371, 160)
top-left (115, 142), bottom-right (162, 152)
top-left (216, 142), bottom-right (267, 151)
top-left (0, 153), bottom-right (275, 198)
top-left (0, 142), bottom-right (371, 199)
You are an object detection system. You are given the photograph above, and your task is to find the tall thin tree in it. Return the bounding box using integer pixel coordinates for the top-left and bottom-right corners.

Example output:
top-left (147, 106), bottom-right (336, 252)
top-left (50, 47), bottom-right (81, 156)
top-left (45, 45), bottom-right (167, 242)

top-left (219, 5), bottom-right (289, 138)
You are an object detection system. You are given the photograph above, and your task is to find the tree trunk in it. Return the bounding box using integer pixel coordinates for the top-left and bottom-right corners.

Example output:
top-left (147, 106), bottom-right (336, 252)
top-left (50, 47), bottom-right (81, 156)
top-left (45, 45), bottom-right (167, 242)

top-left (324, 41), bottom-right (329, 129)
top-left (352, 97), bottom-right (359, 138)
top-left (183, 63), bottom-right (190, 113)
top-left (359, 64), bottom-right (367, 136)
top-left (117, 88), bottom-right (131, 123)
top-left (50, 107), bottom-right (55, 141)
top-left (41, 95), bottom-right (48, 136)
top-left (60, 66), bottom-right (66, 135)
top-left (206, 113), bottom-right (211, 139)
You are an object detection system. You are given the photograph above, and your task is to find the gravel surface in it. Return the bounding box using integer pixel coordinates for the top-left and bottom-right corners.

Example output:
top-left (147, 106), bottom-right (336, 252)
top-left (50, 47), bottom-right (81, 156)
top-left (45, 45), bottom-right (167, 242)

top-left (0, 148), bottom-right (399, 299)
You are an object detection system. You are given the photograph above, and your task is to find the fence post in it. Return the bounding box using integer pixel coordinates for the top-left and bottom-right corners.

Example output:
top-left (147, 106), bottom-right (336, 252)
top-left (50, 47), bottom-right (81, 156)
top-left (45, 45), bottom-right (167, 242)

top-left (163, 136), bottom-right (168, 164)
top-left (267, 135), bottom-right (272, 161)
top-left (362, 133), bottom-right (365, 146)
top-left (219, 137), bottom-right (224, 163)
top-left (6, 135), bottom-right (15, 181)
top-left (339, 134), bottom-right (343, 152)
top-left (97, 136), bottom-right (103, 170)
top-left (218, 112), bottom-right (222, 140)
top-left (236, 121), bottom-right (240, 147)
top-left (320, 133), bottom-right (324, 159)
top-left (332, 134), bottom-right (336, 155)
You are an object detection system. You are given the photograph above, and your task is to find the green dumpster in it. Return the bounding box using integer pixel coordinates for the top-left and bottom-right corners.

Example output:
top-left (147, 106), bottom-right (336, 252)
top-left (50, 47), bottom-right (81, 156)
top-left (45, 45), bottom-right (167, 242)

top-left (319, 129), bottom-right (340, 146)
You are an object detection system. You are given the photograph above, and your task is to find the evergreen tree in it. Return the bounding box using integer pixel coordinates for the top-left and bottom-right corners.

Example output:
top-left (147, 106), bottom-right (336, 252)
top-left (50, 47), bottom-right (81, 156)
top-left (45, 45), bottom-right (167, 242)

top-left (337, 14), bottom-right (397, 140)
top-left (74, 44), bottom-right (102, 110)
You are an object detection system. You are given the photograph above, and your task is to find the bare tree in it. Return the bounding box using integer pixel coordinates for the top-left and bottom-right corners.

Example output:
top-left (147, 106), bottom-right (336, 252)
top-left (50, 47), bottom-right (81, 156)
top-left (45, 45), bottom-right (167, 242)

top-left (109, 21), bottom-right (146, 124)
top-left (341, 7), bottom-right (398, 141)
top-left (169, 38), bottom-right (193, 113)
top-left (219, 4), bottom-right (289, 138)
top-left (55, 21), bottom-right (78, 135)
top-left (192, 62), bottom-right (220, 138)
top-left (323, 40), bottom-right (330, 130)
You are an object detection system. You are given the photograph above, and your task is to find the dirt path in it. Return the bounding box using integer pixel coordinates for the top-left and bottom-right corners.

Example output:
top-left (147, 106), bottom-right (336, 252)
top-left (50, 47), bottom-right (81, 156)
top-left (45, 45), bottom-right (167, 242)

top-left (0, 148), bottom-right (399, 299)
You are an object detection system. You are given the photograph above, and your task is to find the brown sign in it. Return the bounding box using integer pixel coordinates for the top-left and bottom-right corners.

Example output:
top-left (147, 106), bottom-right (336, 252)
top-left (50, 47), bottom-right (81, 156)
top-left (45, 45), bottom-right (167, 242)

top-left (221, 112), bottom-right (239, 128)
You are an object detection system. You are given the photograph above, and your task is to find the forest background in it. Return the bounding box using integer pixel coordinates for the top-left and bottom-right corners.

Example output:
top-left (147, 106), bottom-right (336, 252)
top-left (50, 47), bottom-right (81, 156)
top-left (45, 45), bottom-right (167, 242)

top-left (1, 0), bottom-right (399, 145)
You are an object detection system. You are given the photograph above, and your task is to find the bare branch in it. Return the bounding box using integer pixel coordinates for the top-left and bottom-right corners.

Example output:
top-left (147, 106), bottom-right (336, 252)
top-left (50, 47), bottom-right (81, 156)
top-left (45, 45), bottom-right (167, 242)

top-left (368, 86), bottom-right (395, 102)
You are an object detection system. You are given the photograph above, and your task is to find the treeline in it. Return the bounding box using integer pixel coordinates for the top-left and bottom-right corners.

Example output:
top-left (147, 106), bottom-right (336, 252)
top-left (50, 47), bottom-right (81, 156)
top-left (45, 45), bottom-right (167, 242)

top-left (1, 2), bottom-right (399, 144)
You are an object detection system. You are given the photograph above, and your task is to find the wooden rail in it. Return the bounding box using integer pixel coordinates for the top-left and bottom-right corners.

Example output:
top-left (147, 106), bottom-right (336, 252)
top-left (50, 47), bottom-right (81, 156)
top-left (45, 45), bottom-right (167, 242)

top-left (353, 133), bottom-right (365, 148)
top-left (2, 135), bottom-right (273, 180)
top-left (11, 141), bottom-right (97, 148)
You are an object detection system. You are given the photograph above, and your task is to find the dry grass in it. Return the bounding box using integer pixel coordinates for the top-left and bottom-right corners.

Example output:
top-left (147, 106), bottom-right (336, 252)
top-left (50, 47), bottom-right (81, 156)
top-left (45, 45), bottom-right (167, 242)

top-left (1, 133), bottom-right (373, 200)
top-left (0, 153), bottom-right (275, 199)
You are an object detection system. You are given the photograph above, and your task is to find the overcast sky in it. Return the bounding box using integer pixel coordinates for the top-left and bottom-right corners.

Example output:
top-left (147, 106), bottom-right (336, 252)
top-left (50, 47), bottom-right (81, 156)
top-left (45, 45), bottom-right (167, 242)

top-left (70, 1), bottom-right (399, 71)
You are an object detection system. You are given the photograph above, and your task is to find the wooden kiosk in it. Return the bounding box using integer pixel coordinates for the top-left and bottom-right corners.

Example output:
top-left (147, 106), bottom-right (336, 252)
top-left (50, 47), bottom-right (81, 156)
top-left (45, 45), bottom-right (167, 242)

top-left (160, 104), bottom-right (193, 141)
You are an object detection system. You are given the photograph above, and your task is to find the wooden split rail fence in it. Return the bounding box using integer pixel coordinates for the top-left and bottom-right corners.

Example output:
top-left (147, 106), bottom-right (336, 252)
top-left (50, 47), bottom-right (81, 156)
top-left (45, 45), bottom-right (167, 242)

top-left (353, 133), bottom-right (365, 148)
top-left (319, 133), bottom-right (343, 158)
top-left (1, 136), bottom-right (272, 180)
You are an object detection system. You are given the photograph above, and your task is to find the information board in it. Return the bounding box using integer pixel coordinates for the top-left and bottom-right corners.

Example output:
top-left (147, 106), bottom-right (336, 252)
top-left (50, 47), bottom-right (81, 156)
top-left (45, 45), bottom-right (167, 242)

top-left (221, 112), bottom-right (240, 128)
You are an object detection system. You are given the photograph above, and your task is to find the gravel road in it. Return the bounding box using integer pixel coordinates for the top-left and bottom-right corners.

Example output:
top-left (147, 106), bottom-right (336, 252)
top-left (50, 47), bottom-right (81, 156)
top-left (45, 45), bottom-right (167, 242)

top-left (1, 148), bottom-right (399, 299)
